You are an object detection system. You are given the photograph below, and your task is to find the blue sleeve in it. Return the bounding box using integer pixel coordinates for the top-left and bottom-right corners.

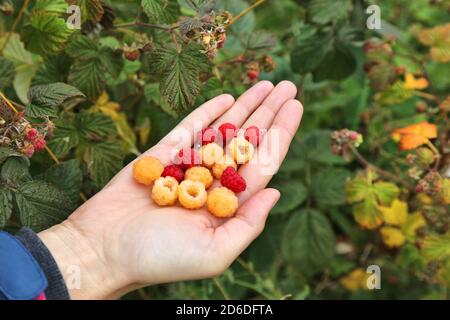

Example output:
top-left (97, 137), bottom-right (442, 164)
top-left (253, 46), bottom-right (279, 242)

top-left (0, 228), bottom-right (70, 300)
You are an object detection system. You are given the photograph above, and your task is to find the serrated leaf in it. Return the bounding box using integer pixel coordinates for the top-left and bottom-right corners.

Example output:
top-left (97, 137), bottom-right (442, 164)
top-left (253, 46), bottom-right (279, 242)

top-left (15, 180), bottom-right (73, 232)
top-left (0, 187), bottom-right (12, 228)
top-left (0, 157), bottom-right (32, 187)
top-left (28, 82), bottom-right (85, 108)
top-left (66, 35), bottom-right (99, 59)
top-left (185, 0), bottom-right (215, 13)
top-left (352, 193), bottom-right (382, 229)
top-left (270, 179), bottom-right (307, 215)
top-left (0, 147), bottom-right (28, 165)
top-left (141, 0), bottom-right (181, 24)
top-left (68, 58), bottom-right (106, 100)
top-left (37, 159), bottom-right (82, 207)
top-left (308, 0), bottom-right (352, 24)
top-left (282, 209), bottom-right (336, 276)
top-left (312, 168), bottom-right (352, 206)
top-left (0, 57), bottom-right (15, 90)
top-left (373, 181), bottom-right (400, 206)
top-left (82, 141), bottom-right (124, 187)
top-left (150, 44), bottom-right (209, 112)
top-left (22, 11), bottom-right (73, 55)
top-left (291, 29), bottom-right (333, 74)
top-left (246, 30), bottom-right (277, 53)
top-left (76, 112), bottom-right (116, 140)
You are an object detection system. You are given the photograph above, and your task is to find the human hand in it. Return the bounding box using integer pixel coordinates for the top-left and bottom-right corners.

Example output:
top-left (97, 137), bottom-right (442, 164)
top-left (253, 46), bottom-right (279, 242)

top-left (38, 81), bottom-right (303, 299)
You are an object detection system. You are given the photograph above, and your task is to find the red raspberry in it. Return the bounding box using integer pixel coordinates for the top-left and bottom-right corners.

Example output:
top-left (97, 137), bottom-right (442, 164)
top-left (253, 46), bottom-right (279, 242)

top-left (33, 137), bottom-right (47, 151)
top-left (247, 70), bottom-right (259, 81)
top-left (175, 148), bottom-right (201, 170)
top-left (220, 166), bottom-right (246, 193)
top-left (161, 164), bottom-right (185, 182)
top-left (26, 128), bottom-right (38, 141)
top-left (244, 126), bottom-right (261, 146)
top-left (218, 123), bottom-right (237, 146)
top-left (196, 127), bottom-right (218, 145)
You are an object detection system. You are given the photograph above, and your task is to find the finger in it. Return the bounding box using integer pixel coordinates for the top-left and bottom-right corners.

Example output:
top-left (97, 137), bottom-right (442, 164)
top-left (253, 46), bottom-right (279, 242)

top-left (241, 80), bottom-right (297, 132)
top-left (155, 93), bottom-right (235, 150)
top-left (212, 81), bottom-right (274, 128)
top-left (210, 188), bottom-right (280, 267)
top-left (238, 99), bottom-right (303, 202)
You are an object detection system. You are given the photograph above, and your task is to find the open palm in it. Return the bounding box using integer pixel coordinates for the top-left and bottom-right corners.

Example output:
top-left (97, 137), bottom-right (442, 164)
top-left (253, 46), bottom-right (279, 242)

top-left (64, 81), bottom-right (303, 295)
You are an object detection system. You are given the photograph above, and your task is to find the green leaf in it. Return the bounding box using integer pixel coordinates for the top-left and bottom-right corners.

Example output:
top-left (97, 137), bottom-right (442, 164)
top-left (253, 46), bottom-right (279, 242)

top-left (66, 35), bottom-right (99, 59)
top-left (14, 63), bottom-right (39, 104)
top-left (76, 112), bottom-right (116, 140)
top-left (246, 30), bottom-right (277, 53)
top-left (312, 44), bottom-right (356, 81)
top-left (312, 168), bottom-right (352, 206)
top-left (282, 209), bottom-right (336, 276)
top-left (308, 0), bottom-right (352, 24)
top-left (0, 187), bottom-right (13, 228)
top-left (291, 29), bottom-right (333, 74)
top-left (82, 141), bottom-right (124, 187)
top-left (0, 57), bottom-right (15, 90)
top-left (33, 54), bottom-right (72, 86)
top-left (3, 33), bottom-right (33, 66)
top-left (68, 58), bottom-right (106, 100)
top-left (34, 0), bottom-right (68, 13)
top-left (0, 157), bottom-right (32, 187)
top-left (422, 233), bottom-right (450, 262)
top-left (141, 0), bottom-right (181, 24)
top-left (47, 115), bottom-right (79, 158)
top-left (0, 147), bottom-right (28, 165)
top-left (373, 181), bottom-right (400, 206)
top-left (22, 11), bottom-right (73, 55)
top-left (270, 179), bottom-right (307, 215)
top-left (15, 180), bottom-right (73, 232)
top-left (28, 82), bottom-right (85, 107)
top-left (37, 159), bottom-right (82, 207)
top-left (150, 44), bottom-right (209, 112)
top-left (221, 0), bottom-right (255, 33)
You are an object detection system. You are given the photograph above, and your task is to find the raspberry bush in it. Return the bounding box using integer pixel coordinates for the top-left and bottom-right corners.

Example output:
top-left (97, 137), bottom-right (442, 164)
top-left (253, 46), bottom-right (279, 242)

top-left (0, 0), bottom-right (449, 300)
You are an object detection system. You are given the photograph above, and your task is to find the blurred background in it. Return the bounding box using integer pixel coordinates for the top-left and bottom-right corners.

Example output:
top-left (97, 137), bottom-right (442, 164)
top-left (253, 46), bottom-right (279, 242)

top-left (0, 0), bottom-right (449, 299)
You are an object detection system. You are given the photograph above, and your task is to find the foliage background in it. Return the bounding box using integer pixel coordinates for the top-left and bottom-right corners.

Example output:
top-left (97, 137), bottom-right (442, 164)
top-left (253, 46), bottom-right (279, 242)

top-left (0, 0), bottom-right (449, 300)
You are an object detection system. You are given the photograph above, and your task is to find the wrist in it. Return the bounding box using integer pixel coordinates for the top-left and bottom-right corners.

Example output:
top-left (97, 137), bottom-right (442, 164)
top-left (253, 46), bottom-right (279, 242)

top-left (38, 220), bottom-right (130, 299)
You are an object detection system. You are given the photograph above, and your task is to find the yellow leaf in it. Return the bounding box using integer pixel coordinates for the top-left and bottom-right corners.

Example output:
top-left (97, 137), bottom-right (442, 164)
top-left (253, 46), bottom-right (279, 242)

top-left (92, 91), bottom-right (121, 120)
top-left (404, 73), bottom-right (428, 90)
top-left (392, 121), bottom-right (437, 151)
top-left (380, 226), bottom-right (406, 248)
top-left (380, 199), bottom-right (408, 226)
top-left (339, 268), bottom-right (369, 292)
top-left (402, 212), bottom-right (426, 241)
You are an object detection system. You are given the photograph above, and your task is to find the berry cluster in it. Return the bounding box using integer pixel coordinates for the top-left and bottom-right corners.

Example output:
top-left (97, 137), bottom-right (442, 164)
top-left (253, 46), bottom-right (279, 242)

top-left (0, 108), bottom-right (50, 158)
top-left (133, 123), bottom-right (260, 218)
top-left (331, 129), bottom-right (363, 161)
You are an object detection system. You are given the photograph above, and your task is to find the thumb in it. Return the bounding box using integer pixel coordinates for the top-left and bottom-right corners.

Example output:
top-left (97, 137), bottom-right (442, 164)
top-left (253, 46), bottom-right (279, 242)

top-left (213, 188), bottom-right (280, 264)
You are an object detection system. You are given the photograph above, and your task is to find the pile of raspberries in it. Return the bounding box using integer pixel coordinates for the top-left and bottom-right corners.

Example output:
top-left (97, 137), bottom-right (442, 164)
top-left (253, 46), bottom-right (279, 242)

top-left (133, 123), bottom-right (261, 218)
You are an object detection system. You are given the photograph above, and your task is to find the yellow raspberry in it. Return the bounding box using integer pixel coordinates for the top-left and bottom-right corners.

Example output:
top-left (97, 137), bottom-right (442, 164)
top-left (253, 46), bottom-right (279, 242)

top-left (201, 143), bottom-right (224, 168)
top-left (207, 187), bottom-right (238, 218)
top-left (133, 156), bottom-right (164, 185)
top-left (228, 137), bottom-right (254, 164)
top-left (178, 180), bottom-right (207, 209)
top-left (212, 155), bottom-right (237, 179)
top-left (151, 176), bottom-right (179, 206)
top-left (185, 166), bottom-right (213, 189)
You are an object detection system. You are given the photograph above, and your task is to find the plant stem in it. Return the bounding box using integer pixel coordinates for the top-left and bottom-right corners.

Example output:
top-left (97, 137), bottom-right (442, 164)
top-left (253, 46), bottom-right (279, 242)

top-left (0, 0), bottom-right (30, 53)
top-left (426, 139), bottom-right (441, 170)
top-left (115, 21), bottom-right (177, 31)
top-left (213, 277), bottom-right (230, 300)
top-left (228, 0), bottom-right (266, 27)
top-left (350, 146), bottom-right (409, 187)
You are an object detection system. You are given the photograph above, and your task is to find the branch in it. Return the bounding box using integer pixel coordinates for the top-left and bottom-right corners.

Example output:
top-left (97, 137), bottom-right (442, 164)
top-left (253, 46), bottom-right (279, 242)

top-left (115, 21), bottom-right (178, 31)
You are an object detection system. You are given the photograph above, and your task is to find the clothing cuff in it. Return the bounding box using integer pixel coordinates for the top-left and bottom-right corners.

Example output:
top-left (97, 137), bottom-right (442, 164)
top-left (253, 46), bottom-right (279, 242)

top-left (15, 227), bottom-right (70, 300)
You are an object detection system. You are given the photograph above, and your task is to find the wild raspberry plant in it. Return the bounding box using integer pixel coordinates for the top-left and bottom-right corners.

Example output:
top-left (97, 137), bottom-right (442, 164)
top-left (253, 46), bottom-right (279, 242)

top-left (0, 0), bottom-right (449, 300)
